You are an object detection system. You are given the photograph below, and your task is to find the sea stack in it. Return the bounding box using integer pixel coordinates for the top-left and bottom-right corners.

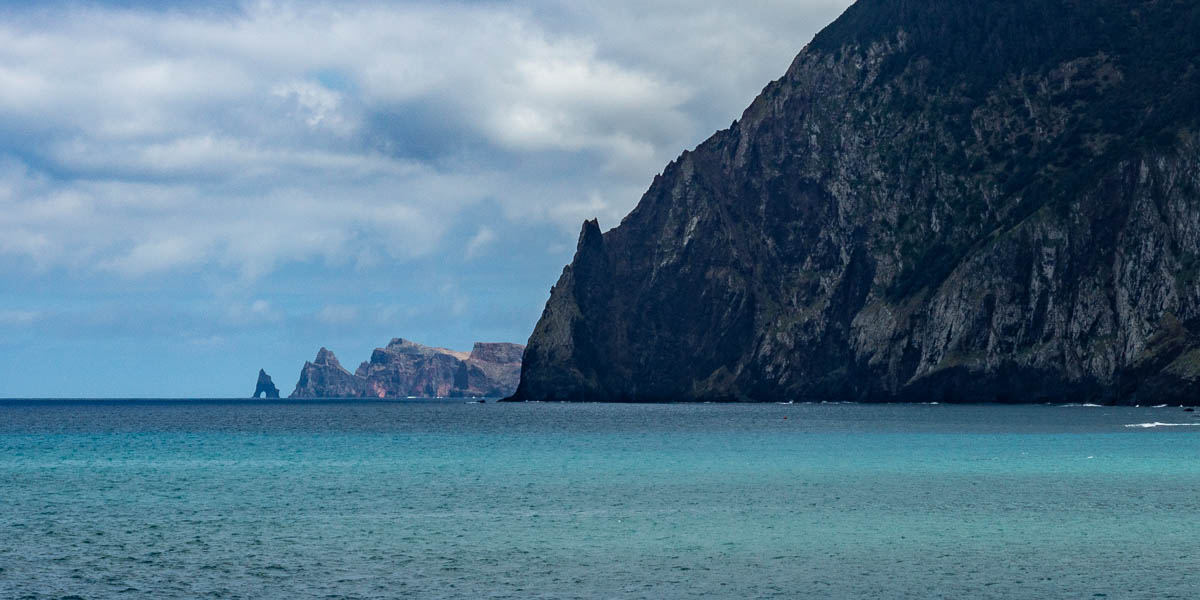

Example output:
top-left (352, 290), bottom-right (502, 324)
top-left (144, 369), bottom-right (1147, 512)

top-left (253, 369), bottom-right (281, 399)
top-left (510, 0), bottom-right (1200, 404)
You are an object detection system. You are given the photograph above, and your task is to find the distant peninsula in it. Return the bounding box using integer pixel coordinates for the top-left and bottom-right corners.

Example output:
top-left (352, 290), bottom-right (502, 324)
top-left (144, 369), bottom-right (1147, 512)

top-left (289, 338), bottom-right (523, 399)
top-left (510, 0), bottom-right (1200, 404)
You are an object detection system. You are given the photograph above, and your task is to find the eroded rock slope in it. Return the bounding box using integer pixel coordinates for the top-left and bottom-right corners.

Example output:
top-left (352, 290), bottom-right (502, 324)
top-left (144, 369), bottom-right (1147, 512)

top-left (511, 0), bottom-right (1200, 404)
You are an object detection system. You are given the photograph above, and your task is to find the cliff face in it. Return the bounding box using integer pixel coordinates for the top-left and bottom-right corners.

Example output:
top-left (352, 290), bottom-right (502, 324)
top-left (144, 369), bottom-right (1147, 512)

top-left (291, 347), bottom-right (368, 398)
top-left (290, 339), bottom-right (524, 398)
top-left (462, 342), bottom-right (524, 396)
top-left (511, 0), bottom-right (1200, 404)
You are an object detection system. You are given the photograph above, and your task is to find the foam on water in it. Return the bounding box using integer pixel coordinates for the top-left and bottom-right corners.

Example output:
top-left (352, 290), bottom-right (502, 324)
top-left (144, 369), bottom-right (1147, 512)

top-left (1125, 422), bottom-right (1200, 428)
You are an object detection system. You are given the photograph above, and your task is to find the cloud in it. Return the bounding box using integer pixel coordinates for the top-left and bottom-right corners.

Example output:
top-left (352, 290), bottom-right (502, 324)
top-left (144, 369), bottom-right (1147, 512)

top-left (0, 0), bottom-right (850, 282)
top-left (100, 235), bottom-right (210, 276)
top-left (317, 304), bottom-right (361, 326)
top-left (272, 80), bottom-right (354, 134)
top-left (464, 226), bottom-right (498, 261)
top-left (0, 0), bottom-right (855, 396)
top-left (225, 300), bottom-right (282, 325)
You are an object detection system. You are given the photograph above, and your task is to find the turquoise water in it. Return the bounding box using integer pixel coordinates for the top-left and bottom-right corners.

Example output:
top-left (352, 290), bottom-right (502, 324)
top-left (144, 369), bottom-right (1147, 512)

top-left (2, 401), bottom-right (1199, 599)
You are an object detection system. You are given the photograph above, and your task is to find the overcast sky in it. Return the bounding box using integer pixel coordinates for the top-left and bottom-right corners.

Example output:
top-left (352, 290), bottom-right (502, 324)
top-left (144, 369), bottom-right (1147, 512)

top-left (0, 0), bottom-right (852, 397)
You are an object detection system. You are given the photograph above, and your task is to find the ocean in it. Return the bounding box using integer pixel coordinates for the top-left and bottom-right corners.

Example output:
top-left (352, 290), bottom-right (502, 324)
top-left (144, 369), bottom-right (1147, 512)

top-left (1, 400), bottom-right (1198, 599)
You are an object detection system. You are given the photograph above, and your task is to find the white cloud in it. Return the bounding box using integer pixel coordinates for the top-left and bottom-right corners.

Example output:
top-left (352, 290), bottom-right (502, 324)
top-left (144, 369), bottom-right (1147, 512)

top-left (100, 236), bottom-right (210, 277)
top-left (317, 304), bottom-right (361, 326)
top-left (0, 0), bottom-right (853, 281)
top-left (225, 299), bottom-right (282, 325)
top-left (273, 80), bottom-right (354, 134)
top-left (464, 226), bottom-right (498, 261)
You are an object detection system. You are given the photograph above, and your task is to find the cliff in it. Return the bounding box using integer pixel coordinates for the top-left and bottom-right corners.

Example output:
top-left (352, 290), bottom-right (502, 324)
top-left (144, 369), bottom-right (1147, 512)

top-left (291, 347), bottom-right (368, 398)
top-left (510, 0), bottom-right (1200, 404)
top-left (290, 339), bottom-right (524, 398)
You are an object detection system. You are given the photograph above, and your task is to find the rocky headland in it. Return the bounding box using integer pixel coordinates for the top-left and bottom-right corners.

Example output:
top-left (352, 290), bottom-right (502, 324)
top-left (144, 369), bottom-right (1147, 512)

top-left (510, 0), bottom-right (1200, 404)
top-left (290, 339), bottom-right (523, 399)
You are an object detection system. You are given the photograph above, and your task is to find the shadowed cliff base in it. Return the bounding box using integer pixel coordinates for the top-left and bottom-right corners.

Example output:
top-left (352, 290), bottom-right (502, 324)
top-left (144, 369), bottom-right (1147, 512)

top-left (508, 0), bottom-right (1200, 405)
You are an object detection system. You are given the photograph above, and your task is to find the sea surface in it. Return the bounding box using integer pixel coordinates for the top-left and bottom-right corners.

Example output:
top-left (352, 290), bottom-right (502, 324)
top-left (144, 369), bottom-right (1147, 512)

top-left (1, 400), bottom-right (1199, 599)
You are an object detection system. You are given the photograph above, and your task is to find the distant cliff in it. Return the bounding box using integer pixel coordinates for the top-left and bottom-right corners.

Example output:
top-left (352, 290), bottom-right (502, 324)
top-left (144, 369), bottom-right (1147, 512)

top-left (290, 339), bottom-right (523, 398)
top-left (511, 0), bottom-right (1200, 404)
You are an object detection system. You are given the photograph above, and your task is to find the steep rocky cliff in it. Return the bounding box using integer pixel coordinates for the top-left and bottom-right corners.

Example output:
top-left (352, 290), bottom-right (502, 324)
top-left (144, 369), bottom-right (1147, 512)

top-left (291, 347), bottom-right (368, 398)
top-left (511, 0), bottom-right (1200, 404)
top-left (290, 339), bottom-right (524, 398)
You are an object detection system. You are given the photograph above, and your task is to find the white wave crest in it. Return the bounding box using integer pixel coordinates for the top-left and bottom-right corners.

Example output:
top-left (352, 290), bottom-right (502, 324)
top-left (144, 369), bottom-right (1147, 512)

top-left (1124, 422), bottom-right (1200, 429)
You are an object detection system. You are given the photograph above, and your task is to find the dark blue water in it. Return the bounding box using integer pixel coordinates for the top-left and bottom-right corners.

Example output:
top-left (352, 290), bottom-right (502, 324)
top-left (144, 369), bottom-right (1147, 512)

top-left (2, 400), bottom-right (1199, 599)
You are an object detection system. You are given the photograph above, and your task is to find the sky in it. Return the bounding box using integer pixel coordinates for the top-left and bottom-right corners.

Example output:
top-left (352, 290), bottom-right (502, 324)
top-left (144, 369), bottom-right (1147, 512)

top-left (0, 0), bottom-right (853, 397)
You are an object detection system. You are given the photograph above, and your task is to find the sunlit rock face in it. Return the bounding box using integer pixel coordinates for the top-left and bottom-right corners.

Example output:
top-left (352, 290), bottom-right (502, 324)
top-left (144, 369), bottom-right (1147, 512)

top-left (510, 0), bottom-right (1200, 404)
top-left (290, 339), bottom-right (524, 398)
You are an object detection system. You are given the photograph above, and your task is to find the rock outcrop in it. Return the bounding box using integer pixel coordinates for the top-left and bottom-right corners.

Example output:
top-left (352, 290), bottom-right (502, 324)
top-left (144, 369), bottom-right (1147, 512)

top-left (462, 342), bottom-right (524, 395)
top-left (291, 347), bottom-right (368, 398)
top-left (290, 339), bottom-right (524, 398)
top-left (253, 369), bottom-right (281, 399)
top-left (510, 0), bottom-right (1200, 404)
